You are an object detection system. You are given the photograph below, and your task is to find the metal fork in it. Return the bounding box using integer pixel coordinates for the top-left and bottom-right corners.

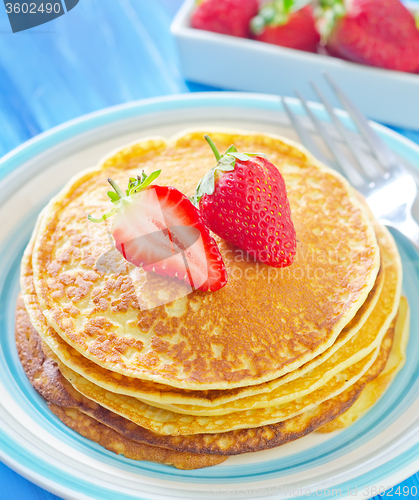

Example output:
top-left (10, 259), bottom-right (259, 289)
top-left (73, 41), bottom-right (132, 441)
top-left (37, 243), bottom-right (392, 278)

top-left (283, 74), bottom-right (419, 251)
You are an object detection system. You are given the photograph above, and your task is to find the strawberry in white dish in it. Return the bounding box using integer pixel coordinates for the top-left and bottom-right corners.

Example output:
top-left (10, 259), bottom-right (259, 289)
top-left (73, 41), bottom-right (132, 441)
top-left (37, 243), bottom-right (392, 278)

top-left (318, 0), bottom-right (419, 73)
top-left (251, 0), bottom-right (320, 53)
top-left (88, 171), bottom-right (227, 292)
top-left (191, 0), bottom-right (259, 38)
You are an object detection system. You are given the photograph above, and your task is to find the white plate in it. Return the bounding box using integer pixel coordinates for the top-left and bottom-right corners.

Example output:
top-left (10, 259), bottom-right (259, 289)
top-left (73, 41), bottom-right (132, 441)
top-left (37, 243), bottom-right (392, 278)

top-left (171, 0), bottom-right (419, 129)
top-left (1, 92), bottom-right (419, 500)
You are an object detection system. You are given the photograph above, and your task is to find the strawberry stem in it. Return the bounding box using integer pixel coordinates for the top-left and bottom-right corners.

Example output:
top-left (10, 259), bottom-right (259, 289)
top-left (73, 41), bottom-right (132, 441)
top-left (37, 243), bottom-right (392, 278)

top-left (205, 135), bottom-right (221, 161)
top-left (108, 178), bottom-right (125, 199)
top-left (88, 207), bottom-right (118, 223)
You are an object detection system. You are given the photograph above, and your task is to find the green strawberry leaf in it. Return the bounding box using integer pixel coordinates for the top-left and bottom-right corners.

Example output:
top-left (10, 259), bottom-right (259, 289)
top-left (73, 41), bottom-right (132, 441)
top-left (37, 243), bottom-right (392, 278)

top-left (290, 0), bottom-right (312, 13)
top-left (217, 155), bottom-right (236, 169)
top-left (316, 0), bottom-right (346, 41)
top-left (284, 0), bottom-right (293, 13)
top-left (225, 145), bottom-right (238, 154)
top-left (126, 177), bottom-right (140, 195)
top-left (229, 152), bottom-right (266, 161)
top-left (251, 0), bottom-right (313, 34)
top-left (260, 5), bottom-right (276, 23)
top-left (193, 159), bottom-right (236, 205)
top-left (89, 170), bottom-right (161, 223)
top-left (229, 152), bottom-right (250, 161)
top-left (250, 15), bottom-right (267, 35)
top-left (133, 169), bottom-right (161, 193)
top-left (107, 191), bottom-right (120, 203)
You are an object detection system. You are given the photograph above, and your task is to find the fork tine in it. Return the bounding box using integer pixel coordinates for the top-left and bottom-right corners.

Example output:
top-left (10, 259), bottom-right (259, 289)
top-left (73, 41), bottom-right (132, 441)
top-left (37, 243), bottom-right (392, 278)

top-left (282, 98), bottom-right (332, 168)
top-left (294, 90), bottom-right (365, 188)
top-left (309, 80), bottom-right (384, 180)
top-left (324, 74), bottom-right (400, 171)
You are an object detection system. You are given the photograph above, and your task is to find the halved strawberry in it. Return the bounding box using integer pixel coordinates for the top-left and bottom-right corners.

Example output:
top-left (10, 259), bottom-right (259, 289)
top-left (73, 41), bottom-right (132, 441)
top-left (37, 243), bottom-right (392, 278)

top-left (88, 171), bottom-right (227, 292)
top-left (193, 136), bottom-right (296, 268)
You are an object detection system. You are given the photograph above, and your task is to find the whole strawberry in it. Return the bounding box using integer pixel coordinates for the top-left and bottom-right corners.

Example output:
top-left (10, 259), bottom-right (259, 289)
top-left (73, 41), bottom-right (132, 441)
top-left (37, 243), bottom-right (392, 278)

top-left (318, 0), bottom-right (419, 73)
top-left (193, 136), bottom-right (296, 268)
top-left (191, 0), bottom-right (259, 38)
top-left (251, 1), bottom-right (320, 53)
top-left (88, 171), bottom-right (227, 292)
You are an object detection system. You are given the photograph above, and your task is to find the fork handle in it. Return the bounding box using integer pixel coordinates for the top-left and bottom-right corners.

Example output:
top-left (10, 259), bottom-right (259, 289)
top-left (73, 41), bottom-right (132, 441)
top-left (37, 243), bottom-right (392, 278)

top-left (390, 214), bottom-right (419, 252)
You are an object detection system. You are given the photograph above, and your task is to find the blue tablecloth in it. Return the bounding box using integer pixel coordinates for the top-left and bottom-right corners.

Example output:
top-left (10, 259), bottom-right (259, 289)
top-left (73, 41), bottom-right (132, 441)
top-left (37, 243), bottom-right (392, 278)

top-left (0, 1), bottom-right (418, 498)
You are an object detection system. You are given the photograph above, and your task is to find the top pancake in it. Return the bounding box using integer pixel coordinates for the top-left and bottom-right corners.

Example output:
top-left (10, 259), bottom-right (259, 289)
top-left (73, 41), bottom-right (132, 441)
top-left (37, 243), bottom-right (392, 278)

top-left (31, 131), bottom-right (380, 390)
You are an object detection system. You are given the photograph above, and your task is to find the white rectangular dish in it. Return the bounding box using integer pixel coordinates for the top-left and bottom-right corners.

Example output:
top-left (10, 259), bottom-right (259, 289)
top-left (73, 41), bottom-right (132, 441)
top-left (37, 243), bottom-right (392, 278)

top-left (171, 0), bottom-right (419, 129)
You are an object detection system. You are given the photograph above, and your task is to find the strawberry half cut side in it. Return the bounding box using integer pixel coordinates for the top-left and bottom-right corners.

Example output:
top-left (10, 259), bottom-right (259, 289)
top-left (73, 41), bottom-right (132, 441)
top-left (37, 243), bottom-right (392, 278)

top-left (193, 136), bottom-right (297, 268)
top-left (88, 171), bottom-right (227, 292)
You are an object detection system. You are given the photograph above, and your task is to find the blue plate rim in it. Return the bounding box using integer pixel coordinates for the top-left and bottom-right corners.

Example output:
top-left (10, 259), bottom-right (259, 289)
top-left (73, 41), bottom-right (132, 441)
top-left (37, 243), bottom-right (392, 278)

top-left (1, 91), bottom-right (419, 500)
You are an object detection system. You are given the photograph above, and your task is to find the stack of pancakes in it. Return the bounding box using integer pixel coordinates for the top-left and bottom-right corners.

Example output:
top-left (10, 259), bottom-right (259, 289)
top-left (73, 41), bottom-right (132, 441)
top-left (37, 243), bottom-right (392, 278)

top-left (17, 131), bottom-right (409, 470)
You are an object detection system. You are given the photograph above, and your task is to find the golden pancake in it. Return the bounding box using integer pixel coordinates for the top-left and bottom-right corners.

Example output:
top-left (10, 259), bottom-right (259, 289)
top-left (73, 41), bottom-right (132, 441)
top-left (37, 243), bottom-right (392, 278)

top-left (40, 215), bottom-right (398, 433)
top-left (14, 294), bottom-right (226, 469)
top-left (50, 405), bottom-right (227, 470)
top-left (134, 221), bottom-right (400, 415)
top-left (21, 212), bottom-right (383, 408)
top-left (318, 296), bottom-right (410, 433)
top-left (23, 219), bottom-right (398, 431)
top-left (15, 293), bottom-right (398, 456)
top-left (56, 345), bottom-right (380, 435)
top-left (30, 131), bottom-right (380, 390)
